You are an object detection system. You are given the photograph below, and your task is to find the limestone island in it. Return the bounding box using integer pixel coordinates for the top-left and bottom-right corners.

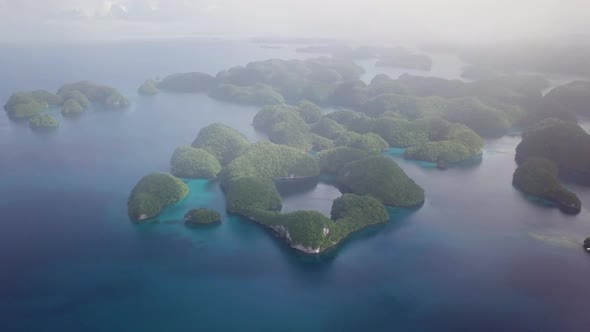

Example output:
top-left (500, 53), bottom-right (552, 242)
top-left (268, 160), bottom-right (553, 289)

top-left (3, 82), bottom-right (129, 124)
top-left (513, 157), bottom-right (581, 214)
top-left (29, 114), bottom-right (59, 131)
top-left (4, 90), bottom-right (62, 119)
top-left (147, 57), bottom-right (557, 141)
top-left (138, 79), bottom-right (160, 96)
top-left (191, 123), bottom-right (250, 165)
top-left (209, 83), bottom-right (285, 106)
top-left (128, 109), bottom-right (427, 254)
top-left (128, 173), bottom-right (188, 221)
top-left (516, 118), bottom-right (590, 184)
top-left (61, 99), bottom-right (85, 117)
top-left (404, 118), bottom-right (484, 164)
top-left (543, 81), bottom-right (590, 118)
top-left (58, 81), bottom-right (130, 110)
top-left (185, 208), bottom-right (221, 226)
top-left (170, 146), bottom-right (221, 179)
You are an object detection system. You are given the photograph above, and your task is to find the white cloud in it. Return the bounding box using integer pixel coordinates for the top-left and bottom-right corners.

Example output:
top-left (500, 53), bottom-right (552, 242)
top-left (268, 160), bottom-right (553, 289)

top-left (0, 0), bottom-right (587, 42)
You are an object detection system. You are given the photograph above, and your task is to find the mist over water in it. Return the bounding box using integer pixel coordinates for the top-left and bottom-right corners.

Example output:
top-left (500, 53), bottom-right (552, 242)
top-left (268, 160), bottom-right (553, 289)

top-left (0, 39), bottom-right (589, 332)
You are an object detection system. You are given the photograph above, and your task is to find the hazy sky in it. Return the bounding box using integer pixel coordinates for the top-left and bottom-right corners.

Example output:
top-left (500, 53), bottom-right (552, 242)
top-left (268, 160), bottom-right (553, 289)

top-left (0, 0), bottom-right (587, 43)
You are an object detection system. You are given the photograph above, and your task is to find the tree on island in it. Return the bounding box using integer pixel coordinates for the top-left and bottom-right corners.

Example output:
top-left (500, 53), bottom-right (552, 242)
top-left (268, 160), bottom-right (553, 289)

top-left (29, 114), bottom-right (59, 131)
top-left (128, 173), bottom-right (188, 221)
top-left (513, 157), bottom-right (581, 214)
top-left (191, 123), bottom-right (250, 165)
top-left (185, 208), bottom-right (221, 226)
top-left (170, 146), bottom-right (222, 179)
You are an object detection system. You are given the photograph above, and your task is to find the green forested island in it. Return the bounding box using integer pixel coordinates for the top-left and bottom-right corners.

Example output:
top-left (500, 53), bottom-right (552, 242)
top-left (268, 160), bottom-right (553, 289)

top-left (128, 173), bottom-right (188, 221)
top-left (61, 99), bottom-right (85, 117)
top-left (543, 81), bottom-right (590, 118)
top-left (337, 156), bottom-right (425, 207)
top-left (58, 81), bottom-right (130, 110)
top-left (295, 44), bottom-right (432, 71)
top-left (513, 157), bottom-right (581, 214)
top-left (4, 90), bottom-right (62, 119)
top-left (138, 79), bottom-right (160, 96)
top-left (185, 208), bottom-right (222, 226)
top-left (29, 114), bottom-right (59, 131)
top-left (191, 123), bottom-right (250, 165)
top-left (515, 119), bottom-right (590, 181)
top-left (170, 146), bottom-right (221, 179)
top-left (128, 116), bottom-right (424, 253)
top-left (4, 81), bottom-right (129, 125)
top-left (123, 53), bottom-right (590, 253)
top-left (137, 55), bottom-right (577, 142)
top-left (219, 141), bottom-right (320, 188)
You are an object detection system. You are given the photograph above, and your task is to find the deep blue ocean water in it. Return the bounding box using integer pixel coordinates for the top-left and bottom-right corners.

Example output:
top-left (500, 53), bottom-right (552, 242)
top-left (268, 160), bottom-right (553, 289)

top-left (1, 39), bottom-right (590, 332)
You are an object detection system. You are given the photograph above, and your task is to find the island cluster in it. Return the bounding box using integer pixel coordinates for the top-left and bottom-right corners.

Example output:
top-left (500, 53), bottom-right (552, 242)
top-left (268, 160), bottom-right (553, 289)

top-left (6, 45), bottom-right (590, 252)
top-left (3, 81), bottom-right (129, 130)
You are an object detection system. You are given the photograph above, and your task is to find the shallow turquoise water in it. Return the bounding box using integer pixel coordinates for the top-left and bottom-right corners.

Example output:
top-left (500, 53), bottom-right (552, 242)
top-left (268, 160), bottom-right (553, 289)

top-left (1, 40), bottom-right (590, 332)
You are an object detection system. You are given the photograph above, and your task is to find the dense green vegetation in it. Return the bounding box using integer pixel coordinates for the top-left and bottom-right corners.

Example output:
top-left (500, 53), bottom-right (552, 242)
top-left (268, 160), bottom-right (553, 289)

top-left (61, 99), bottom-right (84, 117)
top-left (127, 173), bottom-right (188, 221)
top-left (324, 110), bottom-right (362, 128)
top-left (220, 141), bottom-right (320, 188)
top-left (311, 133), bottom-right (336, 151)
top-left (249, 210), bottom-right (334, 253)
top-left (330, 194), bottom-right (389, 235)
top-left (361, 93), bottom-right (428, 118)
top-left (312, 117), bottom-right (347, 139)
top-left (225, 177), bottom-right (282, 215)
top-left (209, 84), bottom-right (285, 106)
top-left (268, 120), bottom-right (313, 151)
top-left (329, 80), bottom-right (369, 109)
top-left (515, 119), bottom-right (590, 177)
top-left (192, 123), bottom-right (250, 165)
top-left (405, 141), bottom-right (471, 163)
top-left (29, 90), bottom-right (64, 106)
top-left (334, 131), bottom-right (389, 153)
top-left (404, 123), bottom-right (483, 163)
top-left (348, 73), bottom-right (547, 137)
top-left (184, 208), bottom-right (221, 226)
top-left (157, 72), bottom-right (216, 93)
top-left (438, 97), bottom-right (511, 137)
top-left (138, 79), bottom-right (160, 96)
top-left (253, 105), bottom-right (312, 151)
top-left (252, 105), bottom-right (303, 131)
top-left (3, 91), bottom-right (61, 119)
top-left (236, 193), bottom-right (389, 254)
top-left (122, 116), bottom-right (427, 253)
top-left (170, 146), bottom-right (222, 179)
top-left (337, 156), bottom-right (425, 207)
top-left (317, 147), bottom-right (372, 174)
top-left (142, 56), bottom-right (547, 139)
top-left (513, 157), bottom-right (581, 214)
top-left (215, 57), bottom-right (364, 104)
top-left (57, 81), bottom-right (130, 110)
top-left (60, 90), bottom-right (90, 109)
top-left (5, 98), bottom-right (45, 119)
top-left (295, 100), bottom-right (323, 123)
top-left (29, 114), bottom-right (59, 131)
top-left (543, 81), bottom-right (590, 118)
top-left (372, 117), bottom-right (429, 147)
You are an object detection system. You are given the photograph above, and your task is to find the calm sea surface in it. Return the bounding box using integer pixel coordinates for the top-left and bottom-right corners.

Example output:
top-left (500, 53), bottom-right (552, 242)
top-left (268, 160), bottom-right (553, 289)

top-left (1, 39), bottom-right (590, 332)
